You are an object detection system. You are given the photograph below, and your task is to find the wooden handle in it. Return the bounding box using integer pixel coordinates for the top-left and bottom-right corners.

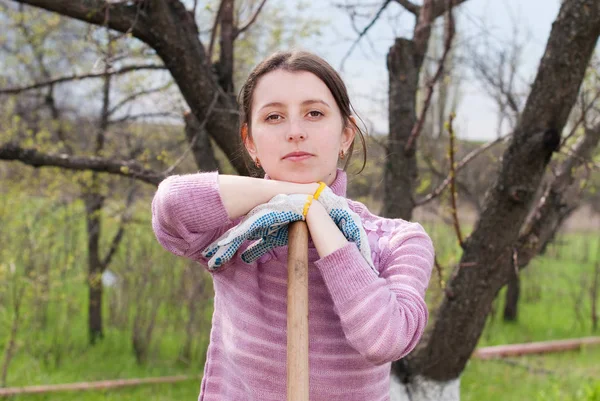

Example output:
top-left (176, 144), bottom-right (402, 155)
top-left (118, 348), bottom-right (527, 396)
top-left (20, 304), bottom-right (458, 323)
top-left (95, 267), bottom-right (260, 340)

top-left (287, 221), bottom-right (309, 401)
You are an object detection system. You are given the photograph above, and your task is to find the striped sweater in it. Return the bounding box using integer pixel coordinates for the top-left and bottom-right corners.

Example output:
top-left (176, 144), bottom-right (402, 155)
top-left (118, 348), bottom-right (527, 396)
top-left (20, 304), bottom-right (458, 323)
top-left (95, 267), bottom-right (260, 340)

top-left (151, 169), bottom-right (434, 401)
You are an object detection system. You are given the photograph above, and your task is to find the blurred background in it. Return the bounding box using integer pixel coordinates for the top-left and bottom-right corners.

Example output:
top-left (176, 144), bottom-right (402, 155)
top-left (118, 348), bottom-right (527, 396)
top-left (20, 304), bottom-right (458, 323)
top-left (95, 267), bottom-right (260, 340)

top-left (0, 0), bottom-right (599, 400)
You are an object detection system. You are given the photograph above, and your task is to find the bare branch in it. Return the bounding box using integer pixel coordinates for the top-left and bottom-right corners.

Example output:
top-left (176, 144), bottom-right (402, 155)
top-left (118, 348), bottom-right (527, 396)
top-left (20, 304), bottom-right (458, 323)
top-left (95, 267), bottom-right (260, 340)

top-left (559, 89), bottom-right (600, 149)
top-left (208, 0), bottom-right (226, 61)
top-left (0, 64), bottom-right (166, 95)
top-left (446, 113), bottom-right (464, 247)
top-left (405, 0), bottom-right (456, 153)
top-left (102, 184), bottom-right (136, 268)
top-left (107, 82), bottom-right (172, 117)
top-left (432, 0), bottom-right (468, 19)
top-left (108, 111), bottom-right (180, 125)
top-left (416, 133), bottom-right (510, 205)
top-left (340, 0), bottom-right (392, 71)
top-left (235, 0), bottom-right (268, 39)
top-left (0, 143), bottom-right (164, 186)
top-left (517, 119), bottom-right (600, 268)
top-left (394, 0), bottom-right (420, 16)
top-left (163, 92), bottom-right (219, 175)
top-left (192, 0), bottom-right (198, 19)
top-left (412, 0), bottom-right (434, 58)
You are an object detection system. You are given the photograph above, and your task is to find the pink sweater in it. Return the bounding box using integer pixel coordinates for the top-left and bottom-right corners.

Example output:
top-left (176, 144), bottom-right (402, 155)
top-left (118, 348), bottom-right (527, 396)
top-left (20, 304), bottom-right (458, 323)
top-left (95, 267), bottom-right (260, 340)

top-left (151, 169), bottom-right (434, 401)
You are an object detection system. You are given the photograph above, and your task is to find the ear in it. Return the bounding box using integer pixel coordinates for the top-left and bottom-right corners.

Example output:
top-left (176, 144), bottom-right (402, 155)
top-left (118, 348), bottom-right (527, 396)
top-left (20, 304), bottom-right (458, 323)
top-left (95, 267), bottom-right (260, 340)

top-left (341, 116), bottom-right (357, 152)
top-left (242, 124), bottom-right (258, 158)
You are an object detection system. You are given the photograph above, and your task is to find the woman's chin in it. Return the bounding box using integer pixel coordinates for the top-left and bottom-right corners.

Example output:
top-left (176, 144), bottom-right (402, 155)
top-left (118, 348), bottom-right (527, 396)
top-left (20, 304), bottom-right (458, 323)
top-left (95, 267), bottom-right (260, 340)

top-left (269, 168), bottom-right (318, 184)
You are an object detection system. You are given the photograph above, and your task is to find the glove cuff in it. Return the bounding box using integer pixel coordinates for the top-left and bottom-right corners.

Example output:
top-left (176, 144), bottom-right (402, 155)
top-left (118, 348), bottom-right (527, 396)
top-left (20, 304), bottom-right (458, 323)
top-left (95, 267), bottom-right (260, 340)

top-left (313, 181), bottom-right (327, 200)
top-left (302, 194), bottom-right (314, 219)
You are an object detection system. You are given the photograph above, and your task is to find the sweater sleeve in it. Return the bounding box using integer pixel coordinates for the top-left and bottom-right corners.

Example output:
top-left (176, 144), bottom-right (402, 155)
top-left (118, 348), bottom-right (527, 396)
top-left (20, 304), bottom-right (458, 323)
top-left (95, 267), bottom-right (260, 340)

top-left (314, 221), bottom-right (434, 365)
top-left (151, 171), bottom-right (237, 266)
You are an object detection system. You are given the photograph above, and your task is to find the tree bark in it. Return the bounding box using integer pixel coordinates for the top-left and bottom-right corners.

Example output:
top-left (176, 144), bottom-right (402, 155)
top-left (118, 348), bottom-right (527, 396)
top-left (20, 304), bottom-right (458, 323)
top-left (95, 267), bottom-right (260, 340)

top-left (84, 191), bottom-right (105, 344)
top-left (183, 112), bottom-right (220, 172)
top-left (503, 270), bottom-right (519, 321)
top-left (383, 38), bottom-right (419, 220)
top-left (217, 0), bottom-right (235, 94)
top-left (396, 0), bottom-right (600, 386)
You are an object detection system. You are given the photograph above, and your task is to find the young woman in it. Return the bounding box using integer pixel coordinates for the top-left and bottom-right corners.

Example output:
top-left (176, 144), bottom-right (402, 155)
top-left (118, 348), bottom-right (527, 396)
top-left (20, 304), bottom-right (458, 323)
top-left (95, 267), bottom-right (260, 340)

top-left (151, 50), bottom-right (434, 401)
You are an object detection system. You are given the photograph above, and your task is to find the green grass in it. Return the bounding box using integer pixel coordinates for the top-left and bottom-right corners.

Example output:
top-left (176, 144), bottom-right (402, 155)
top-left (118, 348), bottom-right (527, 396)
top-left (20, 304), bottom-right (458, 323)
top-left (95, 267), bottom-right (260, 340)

top-left (1, 193), bottom-right (599, 400)
top-left (462, 347), bottom-right (600, 401)
top-left (4, 381), bottom-right (202, 401)
top-left (462, 232), bottom-right (600, 400)
top-left (479, 247), bottom-right (599, 346)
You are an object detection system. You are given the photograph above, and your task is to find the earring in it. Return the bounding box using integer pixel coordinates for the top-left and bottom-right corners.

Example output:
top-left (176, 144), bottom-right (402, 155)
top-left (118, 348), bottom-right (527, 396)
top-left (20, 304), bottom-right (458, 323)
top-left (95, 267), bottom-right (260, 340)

top-left (339, 150), bottom-right (345, 160)
top-left (255, 158), bottom-right (261, 168)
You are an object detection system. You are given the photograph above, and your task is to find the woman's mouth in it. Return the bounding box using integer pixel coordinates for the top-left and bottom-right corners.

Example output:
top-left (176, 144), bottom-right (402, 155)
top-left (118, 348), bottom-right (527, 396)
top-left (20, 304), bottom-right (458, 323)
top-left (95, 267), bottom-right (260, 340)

top-left (283, 151), bottom-right (314, 162)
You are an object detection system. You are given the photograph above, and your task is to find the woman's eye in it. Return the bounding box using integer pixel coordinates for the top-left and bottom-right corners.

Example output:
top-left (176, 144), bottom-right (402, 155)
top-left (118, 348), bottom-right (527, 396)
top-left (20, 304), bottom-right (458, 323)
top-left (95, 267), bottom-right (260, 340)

top-left (308, 110), bottom-right (324, 118)
top-left (266, 114), bottom-right (282, 121)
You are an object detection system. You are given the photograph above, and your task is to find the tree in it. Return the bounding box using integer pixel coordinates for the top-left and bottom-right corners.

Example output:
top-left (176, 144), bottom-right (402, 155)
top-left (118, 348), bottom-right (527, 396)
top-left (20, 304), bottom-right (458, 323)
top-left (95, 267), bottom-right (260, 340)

top-left (390, 1), bottom-right (600, 398)
top-left (336, 0), bottom-right (600, 398)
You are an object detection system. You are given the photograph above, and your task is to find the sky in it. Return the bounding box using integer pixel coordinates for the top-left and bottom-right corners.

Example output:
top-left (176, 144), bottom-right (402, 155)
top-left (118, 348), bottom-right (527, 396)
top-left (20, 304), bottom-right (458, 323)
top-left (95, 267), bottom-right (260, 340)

top-left (295, 0), bottom-right (564, 141)
top-left (4, 0), bottom-right (578, 143)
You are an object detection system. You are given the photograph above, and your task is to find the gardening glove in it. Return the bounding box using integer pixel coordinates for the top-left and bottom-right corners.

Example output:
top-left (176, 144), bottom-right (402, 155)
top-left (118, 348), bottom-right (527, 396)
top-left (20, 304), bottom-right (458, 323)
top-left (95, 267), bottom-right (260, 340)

top-left (313, 184), bottom-right (376, 274)
top-left (201, 193), bottom-right (313, 270)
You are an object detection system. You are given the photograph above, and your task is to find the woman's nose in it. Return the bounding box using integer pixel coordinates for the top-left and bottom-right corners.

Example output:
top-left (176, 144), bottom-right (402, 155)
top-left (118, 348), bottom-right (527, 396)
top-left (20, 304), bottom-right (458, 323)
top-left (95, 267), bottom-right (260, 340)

top-left (286, 131), bottom-right (306, 142)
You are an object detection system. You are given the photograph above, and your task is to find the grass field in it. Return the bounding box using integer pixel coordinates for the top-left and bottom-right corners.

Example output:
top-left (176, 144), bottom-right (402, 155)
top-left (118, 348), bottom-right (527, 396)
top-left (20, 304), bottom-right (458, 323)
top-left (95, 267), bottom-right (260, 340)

top-left (0, 194), bottom-right (598, 400)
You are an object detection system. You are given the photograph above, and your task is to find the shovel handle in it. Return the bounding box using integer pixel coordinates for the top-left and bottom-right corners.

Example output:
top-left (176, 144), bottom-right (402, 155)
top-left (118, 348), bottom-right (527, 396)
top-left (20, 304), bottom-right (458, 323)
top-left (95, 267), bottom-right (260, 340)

top-left (287, 221), bottom-right (309, 401)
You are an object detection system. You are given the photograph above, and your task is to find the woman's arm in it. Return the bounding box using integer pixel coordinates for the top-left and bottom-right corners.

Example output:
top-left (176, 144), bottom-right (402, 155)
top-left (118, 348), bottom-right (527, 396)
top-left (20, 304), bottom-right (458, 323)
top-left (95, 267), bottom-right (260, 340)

top-left (152, 172), bottom-right (319, 262)
top-left (312, 219), bottom-right (434, 365)
top-left (218, 175), bottom-right (319, 219)
top-left (305, 200), bottom-right (349, 257)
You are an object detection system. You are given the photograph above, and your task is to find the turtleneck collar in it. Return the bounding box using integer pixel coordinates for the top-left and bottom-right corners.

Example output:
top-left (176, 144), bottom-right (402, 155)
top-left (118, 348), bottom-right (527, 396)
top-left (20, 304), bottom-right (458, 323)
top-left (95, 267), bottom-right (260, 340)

top-left (263, 168), bottom-right (347, 197)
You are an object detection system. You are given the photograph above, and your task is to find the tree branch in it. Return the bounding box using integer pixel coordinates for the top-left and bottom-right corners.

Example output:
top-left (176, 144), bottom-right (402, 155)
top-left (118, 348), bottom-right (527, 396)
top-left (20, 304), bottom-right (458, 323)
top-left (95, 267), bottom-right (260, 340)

top-left (234, 0), bottom-right (268, 39)
top-left (516, 119), bottom-right (600, 269)
top-left (10, 0), bottom-right (154, 42)
top-left (394, 0), bottom-right (420, 16)
top-left (163, 92), bottom-right (219, 175)
top-left (559, 89), bottom-right (600, 149)
top-left (447, 113), bottom-right (464, 247)
top-left (416, 133), bottom-right (510, 205)
top-left (108, 111), bottom-right (180, 125)
top-left (0, 64), bottom-right (166, 95)
top-left (405, 0), bottom-right (456, 153)
top-left (340, 0), bottom-right (392, 71)
top-left (102, 184), bottom-right (136, 268)
top-left (432, 0), bottom-right (468, 20)
top-left (12, 0), bottom-right (255, 176)
top-left (207, 0), bottom-right (226, 61)
top-left (0, 143), bottom-right (164, 186)
top-left (107, 83), bottom-right (172, 117)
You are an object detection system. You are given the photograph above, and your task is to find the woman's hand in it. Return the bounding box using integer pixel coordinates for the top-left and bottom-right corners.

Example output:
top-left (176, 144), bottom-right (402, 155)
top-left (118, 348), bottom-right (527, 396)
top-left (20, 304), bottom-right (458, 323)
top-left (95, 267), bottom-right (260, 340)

top-left (201, 194), bottom-right (310, 270)
top-left (312, 187), bottom-right (375, 272)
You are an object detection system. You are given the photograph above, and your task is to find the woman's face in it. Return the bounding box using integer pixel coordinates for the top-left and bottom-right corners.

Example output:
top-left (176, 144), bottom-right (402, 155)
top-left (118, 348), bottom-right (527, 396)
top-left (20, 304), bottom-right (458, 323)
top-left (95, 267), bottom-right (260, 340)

top-left (245, 69), bottom-right (355, 185)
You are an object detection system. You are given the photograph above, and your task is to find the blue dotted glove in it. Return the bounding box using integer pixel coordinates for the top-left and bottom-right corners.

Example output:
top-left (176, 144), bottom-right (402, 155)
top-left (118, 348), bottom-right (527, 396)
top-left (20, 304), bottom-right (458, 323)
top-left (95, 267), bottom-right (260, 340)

top-left (201, 194), bottom-right (310, 270)
top-left (315, 186), bottom-right (376, 273)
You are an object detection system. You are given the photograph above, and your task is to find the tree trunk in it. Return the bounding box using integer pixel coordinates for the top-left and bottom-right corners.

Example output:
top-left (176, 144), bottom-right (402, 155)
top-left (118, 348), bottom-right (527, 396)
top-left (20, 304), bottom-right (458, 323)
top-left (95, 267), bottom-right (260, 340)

top-left (218, 0), bottom-right (235, 95)
top-left (84, 191), bottom-right (105, 345)
top-left (383, 38), bottom-right (419, 220)
top-left (503, 269), bottom-right (519, 321)
top-left (393, 0), bottom-right (600, 388)
top-left (184, 112), bottom-right (220, 172)
top-left (390, 375), bottom-right (460, 401)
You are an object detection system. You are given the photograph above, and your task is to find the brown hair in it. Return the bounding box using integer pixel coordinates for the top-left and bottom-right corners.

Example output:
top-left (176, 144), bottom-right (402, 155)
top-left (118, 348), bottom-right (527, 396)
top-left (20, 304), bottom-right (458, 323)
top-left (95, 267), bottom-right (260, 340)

top-left (237, 50), bottom-right (367, 173)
